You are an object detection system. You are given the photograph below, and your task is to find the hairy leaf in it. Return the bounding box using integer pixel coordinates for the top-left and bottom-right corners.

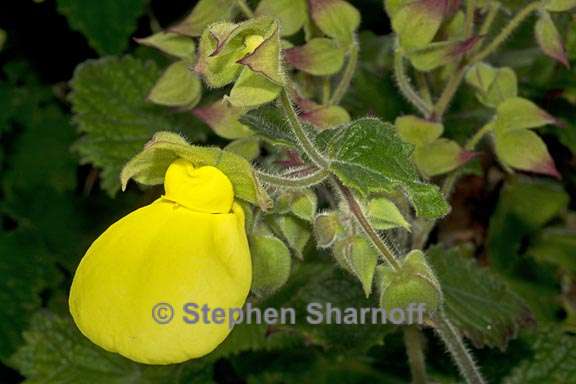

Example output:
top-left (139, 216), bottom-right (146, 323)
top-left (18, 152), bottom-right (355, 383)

top-left (70, 56), bottom-right (206, 195)
top-left (428, 245), bottom-right (534, 350)
top-left (57, 0), bottom-right (146, 55)
top-left (318, 118), bottom-right (450, 218)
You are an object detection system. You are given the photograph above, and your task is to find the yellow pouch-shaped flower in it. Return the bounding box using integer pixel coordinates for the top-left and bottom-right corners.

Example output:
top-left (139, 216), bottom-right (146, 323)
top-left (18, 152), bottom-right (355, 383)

top-left (69, 159), bottom-right (252, 365)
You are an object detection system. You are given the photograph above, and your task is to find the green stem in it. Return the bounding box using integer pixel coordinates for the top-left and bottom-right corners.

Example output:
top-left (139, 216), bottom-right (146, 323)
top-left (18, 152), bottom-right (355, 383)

top-left (471, 1), bottom-right (541, 63)
top-left (464, 0), bottom-right (476, 38)
top-left (279, 89), bottom-right (329, 169)
top-left (330, 42), bottom-right (359, 105)
top-left (479, 1), bottom-right (501, 37)
top-left (335, 179), bottom-right (401, 271)
top-left (394, 47), bottom-right (433, 117)
top-left (236, 0), bottom-right (255, 18)
top-left (404, 327), bottom-right (428, 384)
top-left (465, 122), bottom-right (493, 150)
top-left (256, 169), bottom-right (330, 188)
top-left (416, 72), bottom-right (433, 106)
top-left (433, 313), bottom-right (486, 384)
top-left (432, 66), bottom-right (466, 120)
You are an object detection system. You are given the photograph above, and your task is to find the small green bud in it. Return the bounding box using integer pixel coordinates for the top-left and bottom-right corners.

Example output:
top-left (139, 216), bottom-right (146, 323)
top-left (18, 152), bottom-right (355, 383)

top-left (377, 250), bottom-right (442, 319)
top-left (333, 236), bottom-right (378, 297)
top-left (313, 211), bottom-right (345, 248)
top-left (250, 234), bottom-right (291, 297)
top-left (271, 215), bottom-right (311, 259)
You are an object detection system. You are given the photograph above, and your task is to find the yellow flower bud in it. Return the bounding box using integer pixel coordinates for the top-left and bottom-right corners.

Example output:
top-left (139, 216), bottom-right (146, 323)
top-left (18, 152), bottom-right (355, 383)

top-left (69, 159), bottom-right (252, 365)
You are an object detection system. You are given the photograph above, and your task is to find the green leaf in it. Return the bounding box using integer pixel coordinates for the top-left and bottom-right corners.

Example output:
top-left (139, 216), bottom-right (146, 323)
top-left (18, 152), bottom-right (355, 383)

top-left (193, 100), bottom-right (253, 139)
top-left (270, 215), bottom-right (311, 259)
top-left (494, 97), bottom-right (556, 133)
top-left (366, 197), bottom-right (411, 230)
top-left (332, 235), bottom-right (378, 297)
top-left (395, 115), bottom-right (443, 147)
top-left (428, 245), bottom-right (534, 350)
top-left (503, 325), bottom-right (576, 383)
top-left (170, 0), bottom-right (238, 37)
top-left (465, 63), bottom-right (518, 108)
top-left (57, 0), bottom-right (146, 55)
top-left (494, 129), bottom-right (560, 178)
top-left (309, 0), bottom-right (360, 45)
top-left (414, 139), bottom-right (470, 177)
top-left (250, 234), bottom-right (292, 296)
top-left (0, 232), bottom-right (61, 360)
top-left (488, 178), bottom-right (570, 275)
top-left (407, 36), bottom-right (481, 72)
top-left (70, 56), bottom-right (207, 195)
top-left (391, 1), bottom-right (444, 50)
top-left (256, 0), bottom-right (307, 36)
top-left (284, 38), bottom-right (346, 76)
top-left (8, 311), bottom-right (185, 383)
top-left (224, 137), bottom-right (261, 161)
top-left (544, 0), bottom-right (576, 13)
top-left (226, 67), bottom-right (282, 108)
top-left (296, 96), bottom-right (351, 130)
top-left (318, 118), bottom-right (450, 218)
top-left (527, 229), bottom-right (576, 273)
top-left (240, 106), bottom-right (301, 148)
top-left (535, 10), bottom-right (570, 67)
top-left (135, 32), bottom-right (197, 60)
top-left (148, 61), bottom-right (202, 108)
top-left (121, 131), bottom-right (272, 209)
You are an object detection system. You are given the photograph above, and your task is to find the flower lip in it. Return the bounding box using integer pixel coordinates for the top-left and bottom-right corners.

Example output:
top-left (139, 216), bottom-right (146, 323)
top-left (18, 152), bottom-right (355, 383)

top-left (163, 159), bottom-right (234, 214)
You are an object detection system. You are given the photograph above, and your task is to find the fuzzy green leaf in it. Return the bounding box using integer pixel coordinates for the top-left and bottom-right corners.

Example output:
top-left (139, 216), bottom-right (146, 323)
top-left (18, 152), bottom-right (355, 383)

top-left (226, 67), bottom-right (282, 107)
top-left (395, 115), bottom-right (443, 147)
top-left (170, 0), bottom-right (238, 37)
top-left (148, 61), bottom-right (202, 108)
top-left (0, 232), bottom-right (61, 360)
top-left (8, 311), bottom-right (184, 383)
top-left (135, 32), bottom-right (196, 60)
top-left (121, 131), bottom-right (271, 209)
top-left (284, 38), bottom-right (346, 76)
top-left (70, 56), bottom-right (207, 195)
top-left (407, 36), bottom-right (481, 72)
top-left (256, 0), bottom-right (307, 36)
top-left (366, 197), bottom-right (411, 230)
top-left (494, 129), bottom-right (560, 178)
top-left (535, 10), bottom-right (570, 67)
top-left (503, 325), bottom-right (576, 383)
top-left (333, 236), bottom-right (378, 297)
top-left (318, 118), bottom-right (450, 218)
top-left (193, 100), bottom-right (253, 139)
top-left (309, 0), bottom-right (360, 45)
top-left (428, 245), bottom-right (534, 350)
top-left (57, 0), bottom-right (146, 55)
top-left (414, 139), bottom-right (470, 177)
top-left (465, 63), bottom-right (518, 108)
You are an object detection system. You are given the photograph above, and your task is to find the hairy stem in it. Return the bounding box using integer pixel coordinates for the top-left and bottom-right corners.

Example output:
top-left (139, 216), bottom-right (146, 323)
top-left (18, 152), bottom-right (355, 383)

top-left (335, 179), bottom-right (401, 270)
top-left (236, 0), bottom-right (255, 18)
top-left (404, 326), bottom-right (428, 384)
top-left (433, 314), bottom-right (486, 384)
top-left (471, 1), bottom-right (541, 63)
top-left (256, 169), bottom-right (330, 188)
top-left (322, 77), bottom-right (331, 105)
top-left (279, 89), bottom-right (329, 169)
top-left (394, 47), bottom-right (433, 117)
top-left (479, 1), bottom-right (501, 37)
top-left (432, 66), bottom-right (466, 121)
top-left (330, 42), bottom-right (359, 105)
top-left (464, 0), bottom-right (476, 38)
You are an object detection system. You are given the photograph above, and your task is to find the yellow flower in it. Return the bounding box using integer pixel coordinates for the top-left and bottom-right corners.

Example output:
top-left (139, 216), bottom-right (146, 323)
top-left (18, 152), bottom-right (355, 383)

top-left (69, 159), bottom-right (252, 364)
